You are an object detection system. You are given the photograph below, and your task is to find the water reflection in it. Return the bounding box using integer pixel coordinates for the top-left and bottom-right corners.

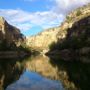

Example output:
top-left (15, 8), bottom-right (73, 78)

top-left (6, 70), bottom-right (64, 90)
top-left (21, 55), bottom-right (90, 90)
top-left (48, 56), bottom-right (90, 90)
top-left (1, 55), bottom-right (89, 90)
top-left (0, 59), bottom-right (24, 90)
top-left (24, 55), bottom-right (75, 90)
top-left (0, 55), bottom-right (65, 90)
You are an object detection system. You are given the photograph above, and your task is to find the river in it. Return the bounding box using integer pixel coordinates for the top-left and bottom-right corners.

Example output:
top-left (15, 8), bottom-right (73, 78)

top-left (0, 55), bottom-right (90, 90)
top-left (0, 55), bottom-right (64, 90)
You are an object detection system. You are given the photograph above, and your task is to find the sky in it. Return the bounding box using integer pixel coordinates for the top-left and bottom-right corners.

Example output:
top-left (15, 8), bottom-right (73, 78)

top-left (0, 0), bottom-right (90, 36)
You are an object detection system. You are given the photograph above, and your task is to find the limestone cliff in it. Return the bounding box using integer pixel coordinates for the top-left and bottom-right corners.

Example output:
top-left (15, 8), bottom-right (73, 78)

top-left (0, 16), bottom-right (25, 48)
top-left (27, 4), bottom-right (90, 52)
top-left (26, 27), bottom-right (60, 51)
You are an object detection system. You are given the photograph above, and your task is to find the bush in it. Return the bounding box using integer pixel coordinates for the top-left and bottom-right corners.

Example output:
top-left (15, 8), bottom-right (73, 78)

top-left (76, 9), bottom-right (82, 16)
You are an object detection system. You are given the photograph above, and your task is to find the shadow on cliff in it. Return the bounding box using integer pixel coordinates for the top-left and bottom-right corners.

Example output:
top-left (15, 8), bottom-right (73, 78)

top-left (46, 16), bottom-right (90, 90)
top-left (48, 16), bottom-right (90, 53)
top-left (48, 56), bottom-right (90, 90)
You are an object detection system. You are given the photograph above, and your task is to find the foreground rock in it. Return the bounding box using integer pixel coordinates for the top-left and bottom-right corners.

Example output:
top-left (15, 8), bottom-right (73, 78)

top-left (0, 51), bottom-right (27, 58)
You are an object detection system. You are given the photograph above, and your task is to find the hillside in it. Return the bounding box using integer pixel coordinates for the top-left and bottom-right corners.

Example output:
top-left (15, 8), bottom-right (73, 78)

top-left (47, 4), bottom-right (90, 63)
top-left (0, 16), bottom-right (25, 51)
top-left (26, 27), bottom-right (60, 51)
top-left (26, 4), bottom-right (90, 53)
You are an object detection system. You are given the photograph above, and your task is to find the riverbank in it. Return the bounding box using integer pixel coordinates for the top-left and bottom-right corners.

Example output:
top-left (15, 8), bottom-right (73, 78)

top-left (0, 51), bottom-right (30, 58)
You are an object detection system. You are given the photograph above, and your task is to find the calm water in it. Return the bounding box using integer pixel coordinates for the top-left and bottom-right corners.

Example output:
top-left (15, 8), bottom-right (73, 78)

top-left (6, 70), bottom-right (64, 90)
top-left (2, 55), bottom-right (65, 90)
top-left (1, 55), bottom-right (89, 90)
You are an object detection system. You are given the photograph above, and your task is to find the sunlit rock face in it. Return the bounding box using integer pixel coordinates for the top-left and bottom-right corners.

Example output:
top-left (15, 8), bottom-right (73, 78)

top-left (0, 16), bottom-right (25, 47)
top-left (57, 3), bottom-right (90, 39)
top-left (26, 27), bottom-right (61, 51)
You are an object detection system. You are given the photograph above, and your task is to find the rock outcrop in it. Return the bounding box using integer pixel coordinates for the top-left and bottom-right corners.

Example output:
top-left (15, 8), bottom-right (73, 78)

top-left (0, 16), bottom-right (25, 47)
top-left (26, 27), bottom-right (60, 51)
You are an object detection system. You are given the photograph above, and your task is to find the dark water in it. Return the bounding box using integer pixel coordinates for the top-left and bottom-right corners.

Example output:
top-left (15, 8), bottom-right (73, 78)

top-left (1, 55), bottom-right (90, 90)
top-left (0, 55), bottom-right (64, 90)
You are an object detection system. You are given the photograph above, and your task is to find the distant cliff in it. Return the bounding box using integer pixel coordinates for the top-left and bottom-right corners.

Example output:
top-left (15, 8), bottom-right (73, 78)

top-left (26, 27), bottom-right (60, 51)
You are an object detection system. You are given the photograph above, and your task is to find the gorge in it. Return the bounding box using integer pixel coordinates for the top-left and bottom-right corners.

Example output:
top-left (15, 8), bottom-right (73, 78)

top-left (0, 3), bottom-right (90, 90)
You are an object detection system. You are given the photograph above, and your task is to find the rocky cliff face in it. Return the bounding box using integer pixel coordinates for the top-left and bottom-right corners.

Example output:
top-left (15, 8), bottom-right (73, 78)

top-left (47, 4), bottom-right (90, 62)
top-left (26, 27), bottom-right (60, 51)
top-left (0, 16), bottom-right (25, 48)
top-left (27, 4), bottom-right (90, 52)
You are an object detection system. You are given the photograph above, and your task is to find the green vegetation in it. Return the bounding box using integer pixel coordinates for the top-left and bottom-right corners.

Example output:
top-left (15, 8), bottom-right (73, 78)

top-left (76, 9), bottom-right (82, 16)
top-left (66, 16), bottom-right (73, 23)
top-left (18, 43), bottom-right (31, 53)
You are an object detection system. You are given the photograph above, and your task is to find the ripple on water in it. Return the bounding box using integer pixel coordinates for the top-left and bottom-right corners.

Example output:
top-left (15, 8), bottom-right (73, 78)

top-left (6, 70), bottom-right (64, 90)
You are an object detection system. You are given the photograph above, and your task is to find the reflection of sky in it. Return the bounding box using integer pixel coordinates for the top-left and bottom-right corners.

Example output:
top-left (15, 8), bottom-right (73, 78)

top-left (6, 70), bottom-right (64, 90)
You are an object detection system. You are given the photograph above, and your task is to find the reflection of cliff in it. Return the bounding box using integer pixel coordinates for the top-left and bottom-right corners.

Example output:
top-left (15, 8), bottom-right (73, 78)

top-left (25, 55), bottom-right (90, 90)
top-left (25, 55), bottom-right (76, 90)
top-left (0, 59), bottom-right (24, 90)
top-left (25, 55), bottom-right (59, 79)
top-left (49, 56), bottom-right (90, 90)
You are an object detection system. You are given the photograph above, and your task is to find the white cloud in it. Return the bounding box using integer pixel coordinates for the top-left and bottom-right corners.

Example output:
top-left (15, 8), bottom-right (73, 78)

top-left (54, 0), bottom-right (90, 14)
top-left (16, 23), bottom-right (32, 31)
top-left (0, 9), bottom-right (64, 32)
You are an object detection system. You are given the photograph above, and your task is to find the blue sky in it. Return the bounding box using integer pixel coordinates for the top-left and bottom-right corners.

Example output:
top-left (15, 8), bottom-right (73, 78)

top-left (0, 0), bottom-right (90, 36)
top-left (0, 0), bottom-right (52, 11)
